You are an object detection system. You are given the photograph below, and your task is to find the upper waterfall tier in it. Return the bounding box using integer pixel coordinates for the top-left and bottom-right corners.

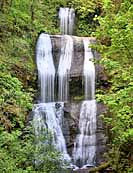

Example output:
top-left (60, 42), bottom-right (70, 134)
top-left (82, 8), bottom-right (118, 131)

top-left (59, 8), bottom-right (75, 35)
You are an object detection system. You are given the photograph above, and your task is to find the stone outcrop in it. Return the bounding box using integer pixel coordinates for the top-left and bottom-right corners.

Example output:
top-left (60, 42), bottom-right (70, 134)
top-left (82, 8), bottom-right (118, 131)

top-left (51, 35), bottom-right (108, 93)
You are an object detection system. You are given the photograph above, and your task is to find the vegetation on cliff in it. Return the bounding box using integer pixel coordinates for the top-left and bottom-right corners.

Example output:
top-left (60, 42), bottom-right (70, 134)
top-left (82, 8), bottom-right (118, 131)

top-left (0, 0), bottom-right (68, 172)
top-left (94, 0), bottom-right (133, 172)
top-left (0, 0), bottom-right (132, 172)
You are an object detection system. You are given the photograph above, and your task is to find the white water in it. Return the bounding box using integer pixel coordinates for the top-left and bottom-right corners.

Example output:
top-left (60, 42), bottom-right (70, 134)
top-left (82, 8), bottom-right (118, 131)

top-left (58, 35), bottom-right (73, 101)
top-left (72, 38), bottom-right (97, 168)
top-left (73, 100), bottom-right (97, 167)
top-left (33, 102), bottom-right (71, 162)
top-left (36, 33), bottom-right (55, 102)
top-left (83, 38), bottom-right (95, 100)
top-left (35, 33), bottom-right (71, 163)
top-left (34, 12), bottom-right (97, 169)
top-left (59, 8), bottom-right (75, 35)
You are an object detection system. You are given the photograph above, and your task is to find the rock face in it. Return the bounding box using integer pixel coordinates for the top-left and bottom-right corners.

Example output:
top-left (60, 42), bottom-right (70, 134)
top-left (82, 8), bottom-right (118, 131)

top-left (51, 35), bottom-right (108, 96)
top-left (50, 35), bottom-right (109, 108)
top-left (51, 35), bottom-right (95, 77)
top-left (63, 102), bottom-right (81, 155)
top-left (50, 35), bottom-right (107, 165)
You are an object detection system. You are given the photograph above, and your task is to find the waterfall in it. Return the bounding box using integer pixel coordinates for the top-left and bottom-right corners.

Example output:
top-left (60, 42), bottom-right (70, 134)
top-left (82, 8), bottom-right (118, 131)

top-left (72, 38), bottom-right (97, 168)
top-left (59, 8), bottom-right (75, 35)
top-left (73, 100), bottom-right (97, 167)
top-left (33, 7), bottom-right (98, 170)
top-left (83, 38), bottom-right (95, 100)
top-left (36, 33), bottom-right (55, 103)
top-left (58, 35), bottom-right (73, 101)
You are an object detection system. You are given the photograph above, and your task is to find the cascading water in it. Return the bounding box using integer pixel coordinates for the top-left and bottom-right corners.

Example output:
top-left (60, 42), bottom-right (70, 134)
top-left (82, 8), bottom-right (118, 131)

top-left (36, 33), bottom-right (55, 102)
top-left (33, 33), bottom-right (71, 164)
top-left (58, 35), bottom-right (73, 101)
top-left (83, 38), bottom-right (95, 100)
top-left (73, 100), bottom-right (97, 168)
top-left (33, 102), bottom-right (71, 162)
top-left (59, 8), bottom-right (75, 35)
top-left (72, 38), bottom-right (97, 168)
top-left (32, 7), bottom-right (98, 171)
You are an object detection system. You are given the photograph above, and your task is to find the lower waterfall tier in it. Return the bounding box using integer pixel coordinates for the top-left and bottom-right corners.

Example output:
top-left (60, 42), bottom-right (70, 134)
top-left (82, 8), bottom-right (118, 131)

top-left (31, 101), bottom-right (106, 168)
top-left (32, 102), bottom-right (71, 162)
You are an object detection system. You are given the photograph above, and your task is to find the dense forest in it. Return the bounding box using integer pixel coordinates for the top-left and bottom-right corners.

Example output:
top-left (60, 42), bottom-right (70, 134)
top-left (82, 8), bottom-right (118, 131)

top-left (0, 0), bottom-right (133, 172)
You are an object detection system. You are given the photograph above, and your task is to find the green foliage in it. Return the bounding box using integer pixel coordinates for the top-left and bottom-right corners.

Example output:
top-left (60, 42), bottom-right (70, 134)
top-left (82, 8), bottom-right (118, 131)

top-left (0, 129), bottom-right (34, 173)
top-left (0, 0), bottom-right (68, 38)
top-left (0, 72), bottom-right (33, 131)
top-left (34, 129), bottom-right (68, 173)
top-left (69, 0), bottom-right (102, 36)
top-left (0, 127), bottom-right (66, 173)
top-left (94, 0), bottom-right (133, 172)
top-left (70, 0), bottom-right (101, 16)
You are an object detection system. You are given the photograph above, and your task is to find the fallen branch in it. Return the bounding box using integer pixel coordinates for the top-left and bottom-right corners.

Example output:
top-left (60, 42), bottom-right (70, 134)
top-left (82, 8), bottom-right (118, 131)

top-left (89, 162), bottom-right (110, 173)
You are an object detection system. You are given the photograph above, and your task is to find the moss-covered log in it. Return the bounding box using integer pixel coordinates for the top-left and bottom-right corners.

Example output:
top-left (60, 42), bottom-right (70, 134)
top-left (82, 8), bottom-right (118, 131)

top-left (89, 162), bottom-right (110, 173)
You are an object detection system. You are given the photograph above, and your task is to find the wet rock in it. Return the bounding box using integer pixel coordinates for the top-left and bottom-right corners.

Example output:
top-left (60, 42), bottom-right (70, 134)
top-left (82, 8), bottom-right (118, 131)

top-left (62, 102), bottom-right (107, 164)
top-left (63, 102), bottom-right (81, 155)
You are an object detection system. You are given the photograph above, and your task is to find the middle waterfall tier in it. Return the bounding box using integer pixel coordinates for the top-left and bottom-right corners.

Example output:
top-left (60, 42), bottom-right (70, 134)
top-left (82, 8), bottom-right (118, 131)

top-left (36, 33), bottom-right (55, 103)
top-left (83, 37), bottom-right (95, 100)
top-left (58, 35), bottom-right (73, 101)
